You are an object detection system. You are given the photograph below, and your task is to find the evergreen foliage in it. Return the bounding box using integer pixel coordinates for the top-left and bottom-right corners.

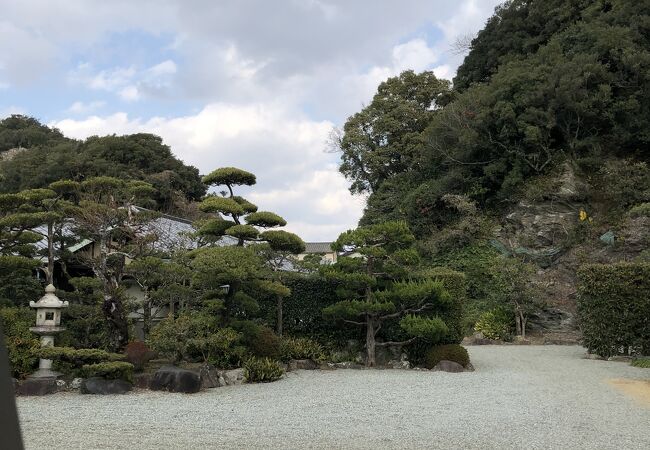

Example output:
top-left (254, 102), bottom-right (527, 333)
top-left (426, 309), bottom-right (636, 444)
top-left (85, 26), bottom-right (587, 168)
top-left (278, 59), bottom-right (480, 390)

top-left (577, 262), bottom-right (650, 357)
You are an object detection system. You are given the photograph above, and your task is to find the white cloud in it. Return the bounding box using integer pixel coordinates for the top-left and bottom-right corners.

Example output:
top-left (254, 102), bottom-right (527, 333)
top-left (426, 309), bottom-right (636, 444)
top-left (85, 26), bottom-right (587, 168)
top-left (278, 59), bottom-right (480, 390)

top-left (118, 85), bottom-right (140, 102)
top-left (67, 100), bottom-right (106, 114)
top-left (51, 103), bottom-right (365, 241)
top-left (0, 105), bottom-right (25, 118)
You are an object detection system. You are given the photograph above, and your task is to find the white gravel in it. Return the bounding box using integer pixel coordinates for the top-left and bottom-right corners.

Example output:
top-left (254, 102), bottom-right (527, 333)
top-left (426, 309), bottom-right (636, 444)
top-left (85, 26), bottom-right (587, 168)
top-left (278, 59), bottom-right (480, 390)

top-left (17, 346), bottom-right (650, 450)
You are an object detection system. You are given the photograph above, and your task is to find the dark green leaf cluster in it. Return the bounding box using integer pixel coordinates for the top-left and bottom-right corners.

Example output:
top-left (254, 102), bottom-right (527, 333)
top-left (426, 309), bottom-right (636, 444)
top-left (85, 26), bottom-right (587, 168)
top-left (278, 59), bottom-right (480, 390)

top-left (202, 167), bottom-right (256, 187)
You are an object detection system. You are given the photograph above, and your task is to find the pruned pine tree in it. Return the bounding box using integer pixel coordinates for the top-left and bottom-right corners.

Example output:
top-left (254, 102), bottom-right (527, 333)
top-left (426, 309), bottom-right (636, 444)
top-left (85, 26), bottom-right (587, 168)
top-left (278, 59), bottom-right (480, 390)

top-left (192, 167), bottom-right (305, 325)
top-left (71, 176), bottom-right (159, 350)
top-left (322, 221), bottom-right (450, 367)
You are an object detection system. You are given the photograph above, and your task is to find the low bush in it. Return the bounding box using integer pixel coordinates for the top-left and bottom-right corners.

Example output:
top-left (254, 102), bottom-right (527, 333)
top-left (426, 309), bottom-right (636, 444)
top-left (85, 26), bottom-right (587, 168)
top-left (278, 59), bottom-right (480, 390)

top-left (577, 262), bottom-right (650, 357)
top-left (423, 344), bottom-right (470, 369)
top-left (474, 307), bottom-right (514, 341)
top-left (82, 362), bottom-right (134, 382)
top-left (233, 321), bottom-right (281, 358)
top-left (0, 307), bottom-right (40, 378)
top-left (631, 358), bottom-right (650, 369)
top-left (125, 341), bottom-right (155, 371)
top-left (243, 357), bottom-right (284, 383)
top-left (147, 312), bottom-right (217, 363)
top-left (34, 346), bottom-right (126, 377)
top-left (279, 337), bottom-right (325, 362)
top-left (186, 327), bottom-right (246, 369)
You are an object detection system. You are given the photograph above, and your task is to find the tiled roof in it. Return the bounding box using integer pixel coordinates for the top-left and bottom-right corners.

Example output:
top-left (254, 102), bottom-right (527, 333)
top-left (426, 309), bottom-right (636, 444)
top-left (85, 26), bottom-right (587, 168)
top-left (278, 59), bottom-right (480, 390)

top-left (303, 242), bottom-right (334, 253)
top-left (30, 206), bottom-right (236, 259)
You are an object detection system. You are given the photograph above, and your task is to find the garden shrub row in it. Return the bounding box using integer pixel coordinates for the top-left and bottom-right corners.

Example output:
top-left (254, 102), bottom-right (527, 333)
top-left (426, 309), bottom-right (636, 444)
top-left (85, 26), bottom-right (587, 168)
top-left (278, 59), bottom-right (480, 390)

top-left (577, 262), bottom-right (650, 357)
top-left (0, 307), bottom-right (39, 378)
top-left (82, 361), bottom-right (134, 382)
top-left (243, 357), bottom-right (284, 382)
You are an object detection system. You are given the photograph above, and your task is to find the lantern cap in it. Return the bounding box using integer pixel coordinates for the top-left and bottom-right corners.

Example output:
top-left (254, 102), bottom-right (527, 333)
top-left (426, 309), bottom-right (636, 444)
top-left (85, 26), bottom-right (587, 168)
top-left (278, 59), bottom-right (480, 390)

top-left (29, 284), bottom-right (69, 309)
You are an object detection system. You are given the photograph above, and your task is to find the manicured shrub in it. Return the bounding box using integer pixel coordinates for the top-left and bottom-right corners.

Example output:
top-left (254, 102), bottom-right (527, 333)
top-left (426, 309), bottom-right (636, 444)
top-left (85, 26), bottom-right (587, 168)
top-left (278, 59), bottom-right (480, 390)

top-left (0, 307), bottom-right (40, 378)
top-left (82, 361), bottom-right (134, 383)
top-left (233, 321), bottom-right (281, 358)
top-left (34, 346), bottom-right (126, 377)
top-left (186, 327), bottom-right (245, 369)
top-left (279, 337), bottom-right (325, 362)
top-left (243, 357), bottom-right (284, 383)
top-left (577, 263), bottom-right (650, 357)
top-left (424, 344), bottom-right (470, 369)
top-left (147, 312), bottom-right (216, 363)
top-left (474, 307), bottom-right (514, 341)
top-left (631, 358), bottom-right (650, 368)
top-left (34, 347), bottom-right (126, 364)
top-left (125, 341), bottom-right (155, 371)
top-left (416, 267), bottom-right (466, 344)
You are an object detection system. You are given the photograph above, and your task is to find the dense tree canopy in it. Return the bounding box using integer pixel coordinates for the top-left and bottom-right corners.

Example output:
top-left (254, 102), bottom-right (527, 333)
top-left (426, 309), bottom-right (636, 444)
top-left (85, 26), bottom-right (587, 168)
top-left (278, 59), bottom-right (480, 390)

top-left (0, 116), bottom-right (205, 213)
top-left (341, 0), bottom-right (650, 237)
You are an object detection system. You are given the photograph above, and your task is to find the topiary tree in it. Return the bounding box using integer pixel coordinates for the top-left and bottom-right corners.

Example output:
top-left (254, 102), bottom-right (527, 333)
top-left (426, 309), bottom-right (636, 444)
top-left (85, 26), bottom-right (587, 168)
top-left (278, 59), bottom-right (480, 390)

top-left (322, 221), bottom-right (451, 367)
top-left (192, 167), bottom-right (304, 326)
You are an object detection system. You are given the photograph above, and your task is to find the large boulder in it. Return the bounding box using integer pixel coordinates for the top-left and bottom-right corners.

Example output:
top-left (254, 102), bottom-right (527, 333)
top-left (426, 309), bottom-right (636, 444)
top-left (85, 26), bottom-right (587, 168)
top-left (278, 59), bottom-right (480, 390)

top-left (133, 373), bottom-right (153, 389)
top-left (80, 377), bottom-right (132, 395)
top-left (150, 366), bottom-right (201, 393)
top-left (431, 360), bottom-right (465, 373)
top-left (17, 379), bottom-right (58, 396)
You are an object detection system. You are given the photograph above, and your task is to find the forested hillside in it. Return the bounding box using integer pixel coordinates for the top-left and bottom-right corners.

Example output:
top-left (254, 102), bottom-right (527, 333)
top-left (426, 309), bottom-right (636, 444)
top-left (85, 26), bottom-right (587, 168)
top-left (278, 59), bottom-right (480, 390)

top-left (336, 0), bottom-right (650, 339)
top-left (0, 115), bottom-right (205, 213)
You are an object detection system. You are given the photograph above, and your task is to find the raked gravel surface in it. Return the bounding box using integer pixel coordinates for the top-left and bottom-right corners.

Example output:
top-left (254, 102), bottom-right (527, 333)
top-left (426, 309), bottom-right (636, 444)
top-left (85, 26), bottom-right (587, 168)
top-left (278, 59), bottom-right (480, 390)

top-left (16, 345), bottom-right (650, 450)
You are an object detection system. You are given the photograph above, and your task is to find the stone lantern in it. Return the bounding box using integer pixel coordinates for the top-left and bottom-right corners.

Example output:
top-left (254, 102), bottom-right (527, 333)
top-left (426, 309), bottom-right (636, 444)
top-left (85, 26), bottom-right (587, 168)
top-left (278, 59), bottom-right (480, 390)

top-left (29, 284), bottom-right (69, 379)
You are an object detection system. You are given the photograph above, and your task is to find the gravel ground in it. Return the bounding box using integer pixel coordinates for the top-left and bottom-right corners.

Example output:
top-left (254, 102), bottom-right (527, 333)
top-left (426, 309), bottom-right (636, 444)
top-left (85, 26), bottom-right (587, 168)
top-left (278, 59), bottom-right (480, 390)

top-left (17, 345), bottom-right (650, 450)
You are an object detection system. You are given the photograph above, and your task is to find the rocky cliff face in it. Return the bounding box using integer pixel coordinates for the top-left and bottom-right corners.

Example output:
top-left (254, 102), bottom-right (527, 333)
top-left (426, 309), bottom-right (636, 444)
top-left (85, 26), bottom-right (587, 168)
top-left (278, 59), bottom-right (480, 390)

top-left (489, 163), bottom-right (647, 342)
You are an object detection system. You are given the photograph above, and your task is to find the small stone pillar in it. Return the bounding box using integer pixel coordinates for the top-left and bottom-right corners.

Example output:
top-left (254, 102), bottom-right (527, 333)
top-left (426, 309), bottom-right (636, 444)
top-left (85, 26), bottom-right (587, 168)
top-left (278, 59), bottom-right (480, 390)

top-left (29, 284), bottom-right (69, 379)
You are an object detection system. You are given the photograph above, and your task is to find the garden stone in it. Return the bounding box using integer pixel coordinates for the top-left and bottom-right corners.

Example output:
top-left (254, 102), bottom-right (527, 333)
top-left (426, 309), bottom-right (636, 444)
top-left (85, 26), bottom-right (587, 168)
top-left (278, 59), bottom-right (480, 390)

top-left (17, 378), bottom-right (58, 396)
top-left (287, 359), bottom-right (318, 371)
top-left (584, 353), bottom-right (605, 360)
top-left (220, 368), bottom-right (245, 386)
top-left (331, 362), bottom-right (364, 370)
top-left (465, 362), bottom-right (475, 372)
top-left (133, 373), bottom-right (152, 389)
top-left (387, 359), bottom-right (410, 370)
top-left (608, 355), bottom-right (633, 362)
top-left (56, 379), bottom-right (67, 390)
top-left (432, 360), bottom-right (465, 373)
top-left (150, 366), bottom-right (201, 393)
top-left (199, 364), bottom-right (220, 389)
top-left (80, 377), bottom-right (132, 395)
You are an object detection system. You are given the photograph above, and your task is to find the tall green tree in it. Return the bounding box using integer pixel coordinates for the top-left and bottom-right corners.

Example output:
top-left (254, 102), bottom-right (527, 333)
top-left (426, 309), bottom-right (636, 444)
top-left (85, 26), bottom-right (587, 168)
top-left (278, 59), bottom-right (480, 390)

top-left (335, 70), bottom-right (451, 194)
top-left (322, 221), bottom-right (449, 367)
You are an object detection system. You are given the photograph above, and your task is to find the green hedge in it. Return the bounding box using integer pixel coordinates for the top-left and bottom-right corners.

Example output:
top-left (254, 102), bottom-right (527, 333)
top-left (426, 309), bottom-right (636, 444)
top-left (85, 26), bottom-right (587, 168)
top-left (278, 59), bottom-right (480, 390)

top-left (417, 267), bottom-right (466, 344)
top-left (258, 274), bottom-right (361, 345)
top-left (424, 344), bottom-right (470, 369)
top-left (577, 263), bottom-right (650, 357)
top-left (34, 346), bottom-right (126, 377)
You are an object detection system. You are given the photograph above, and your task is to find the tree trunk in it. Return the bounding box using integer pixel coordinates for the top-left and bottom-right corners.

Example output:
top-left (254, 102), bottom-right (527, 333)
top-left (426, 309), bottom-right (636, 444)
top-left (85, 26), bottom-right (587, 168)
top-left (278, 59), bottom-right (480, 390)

top-left (276, 295), bottom-right (283, 336)
top-left (365, 315), bottom-right (376, 367)
top-left (46, 222), bottom-right (54, 285)
top-left (102, 291), bottom-right (129, 351)
top-left (520, 312), bottom-right (527, 338)
top-left (142, 297), bottom-right (151, 339)
top-left (97, 233), bottom-right (129, 350)
top-left (515, 313), bottom-right (522, 336)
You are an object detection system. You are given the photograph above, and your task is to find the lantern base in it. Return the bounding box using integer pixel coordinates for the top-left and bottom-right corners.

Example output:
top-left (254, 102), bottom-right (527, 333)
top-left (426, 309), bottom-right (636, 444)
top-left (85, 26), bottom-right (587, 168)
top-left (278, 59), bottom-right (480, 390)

top-left (28, 368), bottom-right (62, 380)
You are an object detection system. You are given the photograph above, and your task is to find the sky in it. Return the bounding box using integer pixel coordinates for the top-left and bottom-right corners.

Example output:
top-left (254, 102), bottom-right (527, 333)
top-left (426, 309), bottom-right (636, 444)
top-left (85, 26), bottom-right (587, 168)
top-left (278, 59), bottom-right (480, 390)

top-left (0, 0), bottom-right (502, 241)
